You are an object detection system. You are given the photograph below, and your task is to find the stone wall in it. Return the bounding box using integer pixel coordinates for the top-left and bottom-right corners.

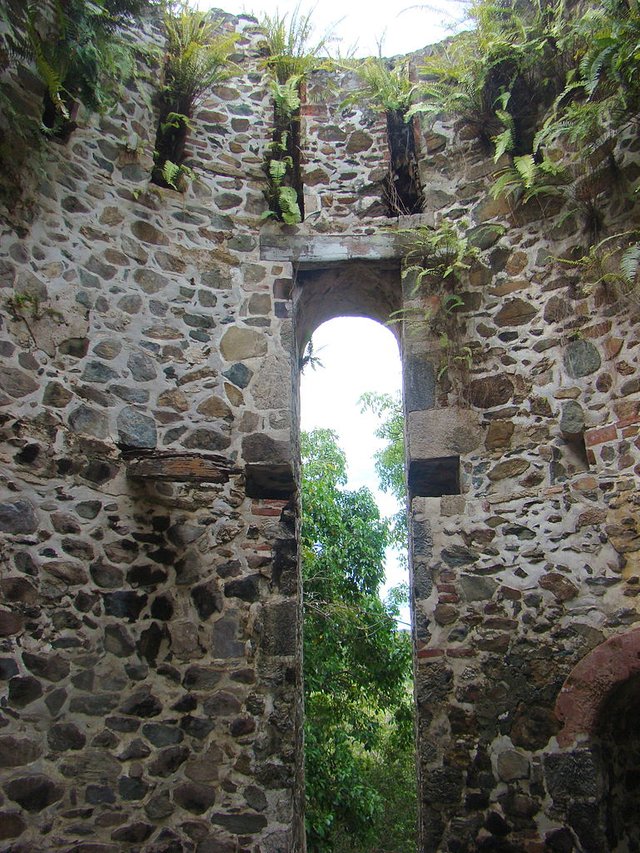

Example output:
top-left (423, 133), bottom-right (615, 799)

top-left (0, 9), bottom-right (640, 852)
top-left (0, 13), bottom-right (304, 852)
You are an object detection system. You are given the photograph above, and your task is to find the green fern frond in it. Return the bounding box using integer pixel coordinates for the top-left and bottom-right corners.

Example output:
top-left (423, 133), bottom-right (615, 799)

top-left (278, 185), bottom-right (302, 224)
top-left (620, 243), bottom-right (640, 285)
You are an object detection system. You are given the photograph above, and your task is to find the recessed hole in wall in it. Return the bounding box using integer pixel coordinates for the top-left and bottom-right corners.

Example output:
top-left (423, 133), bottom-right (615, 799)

top-left (408, 456), bottom-right (460, 498)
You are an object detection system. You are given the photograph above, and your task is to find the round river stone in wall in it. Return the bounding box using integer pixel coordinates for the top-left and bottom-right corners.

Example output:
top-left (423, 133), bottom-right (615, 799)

top-left (563, 340), bottom-right (601, 378)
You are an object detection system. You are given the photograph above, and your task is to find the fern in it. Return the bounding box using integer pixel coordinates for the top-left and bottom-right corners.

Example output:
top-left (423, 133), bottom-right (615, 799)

top-left (161, 160), bottom-right (181, 190)
top-left (278, 185), bottom-right (302, 225)
top-left (162, 5), bottom-right (239, 116)
top-left (258, 7), bottom-right (332, 84)
top-left (620, 244), bottom-right (640, 287)
top-left (343, 57), bottom-right (414, 115)
top-left (271, 76), bottom-right (302, 121)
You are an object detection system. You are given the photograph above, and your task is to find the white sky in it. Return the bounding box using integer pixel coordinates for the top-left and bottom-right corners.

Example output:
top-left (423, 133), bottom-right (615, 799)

top-left (299, 318), bottom-right (406, 605)
top-left (203, 0), bottom-right (466, 57)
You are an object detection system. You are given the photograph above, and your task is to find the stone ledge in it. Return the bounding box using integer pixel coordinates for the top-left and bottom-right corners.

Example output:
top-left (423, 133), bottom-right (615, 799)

top-left (125, 451), bottom-right (240, 483)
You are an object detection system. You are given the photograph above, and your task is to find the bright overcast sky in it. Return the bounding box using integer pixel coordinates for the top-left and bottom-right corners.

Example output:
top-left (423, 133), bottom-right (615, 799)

top-left (299, 318), bottom-right (406, 600)
top-left (202, 0), bottom-right (466, 57)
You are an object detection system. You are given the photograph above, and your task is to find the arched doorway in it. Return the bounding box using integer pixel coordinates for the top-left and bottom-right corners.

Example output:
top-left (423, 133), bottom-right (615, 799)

top-left (555, 628), bottom-right (640, 851)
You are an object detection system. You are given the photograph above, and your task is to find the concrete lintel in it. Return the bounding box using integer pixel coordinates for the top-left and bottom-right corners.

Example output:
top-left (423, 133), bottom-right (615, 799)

top-left (260, 232), bottom-right (401, 264)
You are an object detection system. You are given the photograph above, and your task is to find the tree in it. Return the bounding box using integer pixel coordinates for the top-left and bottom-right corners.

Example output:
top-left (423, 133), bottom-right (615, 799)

top-left (301, 429), bottom-right (415, 853)
top-left (359, 391), bottom-right (407, 551)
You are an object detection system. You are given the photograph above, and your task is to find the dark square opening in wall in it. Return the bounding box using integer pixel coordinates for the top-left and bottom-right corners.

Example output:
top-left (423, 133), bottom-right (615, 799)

top-left (409, 456), bottom-right (460, 498)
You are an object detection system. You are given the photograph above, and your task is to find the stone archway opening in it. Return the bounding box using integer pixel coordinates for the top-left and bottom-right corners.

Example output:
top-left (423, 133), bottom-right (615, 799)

top-left (595, 672), bottom-right (640, 851)
top-left (293, 257), bottom-right (419, 850)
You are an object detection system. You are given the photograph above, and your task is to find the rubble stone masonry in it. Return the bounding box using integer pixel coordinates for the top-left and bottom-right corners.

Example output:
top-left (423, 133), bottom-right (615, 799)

top-left (0, 8), bottom-right (639, 852)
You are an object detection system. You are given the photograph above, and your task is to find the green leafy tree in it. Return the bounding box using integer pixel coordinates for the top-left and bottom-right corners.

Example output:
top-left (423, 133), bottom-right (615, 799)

top-left (358, 391), bottom-right (407, 551)
top-left (301, 429), bottom-right (415, 853)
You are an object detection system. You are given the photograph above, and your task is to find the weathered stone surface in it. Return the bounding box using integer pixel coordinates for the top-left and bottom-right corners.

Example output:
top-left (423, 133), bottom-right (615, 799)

top-left (539, 572), bottom-right (579, 601)
top-left (0, 499), bottom-right (38, 534)
top-left (48, 723), bottom-right (86, 752)
top-left (43, 559), bottom-right (88, 585)
top-left (544, 752), bottom-right (601, 801)
top-left (242, 434), bottom-right (290, 464)
top-left (43, 381), bottom-right (73, 407)
top-left (0, 812), bottom-right (27, 840)
top-left (0, 736), bottom-right (42, 767)
top-left (496, 748), bottom-right (529, 781)
top-left (488, 458), bottom-right (530, 481)
top-left (148, 745), bottom-right (190, 777)
top-left (22, 651), bottom-right (70, 682)
top-left (460, 575), bottom-right (497, 601)
top-left (174, 781), bottom-right (216, 814)
top-left (220, 327), bottom-right (267, 360)
top-left (494, 298), bottom-right (537, 327)
top-left (211, 812), bottom-right (268, 834)
top-left (184, 429), bottom-right (231, 451)
top-left (8, 676), bottom-right (42, 707)
top-left (0, 368), bottom-right (38, 398)
top-left (466, 375), bottom-right (514, 408)
top-left (82, 360), bottom-right (119, 383)
top-left (559, 400), bottom-right (585, 435)
top-left (4, 775), bottom-right (63, 812)
top-left (117, 407), bottom-right (157, 448)
top-left (346, 129), bottom-right (373, 153)
top-left (563, 340), bottom-right (601, 378)
top-left (119, 690), bottom-right (162, 718)
top-left (223, 363), bottom-right (253, 388)
top-left (197, 395), bottom-right (232, 419)
top-left (191, 581), bottom-right (223, 620)
top-left (127, 350), bottom-right (157, 381)
top-left (131, 220), bottom-right (168, 245)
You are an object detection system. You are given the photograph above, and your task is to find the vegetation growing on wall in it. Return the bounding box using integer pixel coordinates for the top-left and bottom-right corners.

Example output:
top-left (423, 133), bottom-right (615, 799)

top-left (301, 429), bottom-right (415, 853)
top-left (0, 0), bottom-right (153, 219)
top-left (347, 58), bottom-right (424, 216)
top-left (151, 3), bottom-right (238, 191)
top-left (259, 9), bottom-right (331, 224)
top-left (390, 220), bottom-right (480, 379)
top-left (407, 0), bottom-right (640, 266)
top-left (2, 0), bottom-right (151, 139)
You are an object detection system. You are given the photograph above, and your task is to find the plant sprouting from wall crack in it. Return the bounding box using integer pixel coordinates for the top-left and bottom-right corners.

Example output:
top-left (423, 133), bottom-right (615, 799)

top-left (151, 1), bottom-right (238, 191)
top-left (259, 7), bottom-right (333, 224)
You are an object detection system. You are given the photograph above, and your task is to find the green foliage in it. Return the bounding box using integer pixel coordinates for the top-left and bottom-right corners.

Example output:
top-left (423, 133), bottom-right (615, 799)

top-left (399, 219), bottom-right (479, 288)
top-left (410, 0), bottom-right (571, 150)
top-left (159, 158), bottom-right (193, 191)
top-left (276, 184), bottom-right (302, 225)
top-left (258, 6), bottom-right (331, 84)
top-left (345, 57), bottom-right (414, 114)
top-left (490, 151), bottom-right (570, 203)
top-left (151, 2), bottom-right (238, 191)
top-left (409, 0), bottom-right (640, 232)
top-left (161, 2), bottom-right (238, 116)
top-left (561, 230), bottom-right (640, 303)
top-left (4, 0), bottom-right (150, 130)
top-left (302, 429), bottom-right (415, 853)
top-left (259, 7), bottom-right (332, 223)
top-left (271, 76), bottom-right (302, 121)
top-left (358, 392), bottom-right (407, 551)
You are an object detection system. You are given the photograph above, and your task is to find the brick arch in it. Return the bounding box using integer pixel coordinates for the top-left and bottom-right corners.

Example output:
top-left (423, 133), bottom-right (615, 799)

top-left (555, 627), bottom-right (640, 747)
